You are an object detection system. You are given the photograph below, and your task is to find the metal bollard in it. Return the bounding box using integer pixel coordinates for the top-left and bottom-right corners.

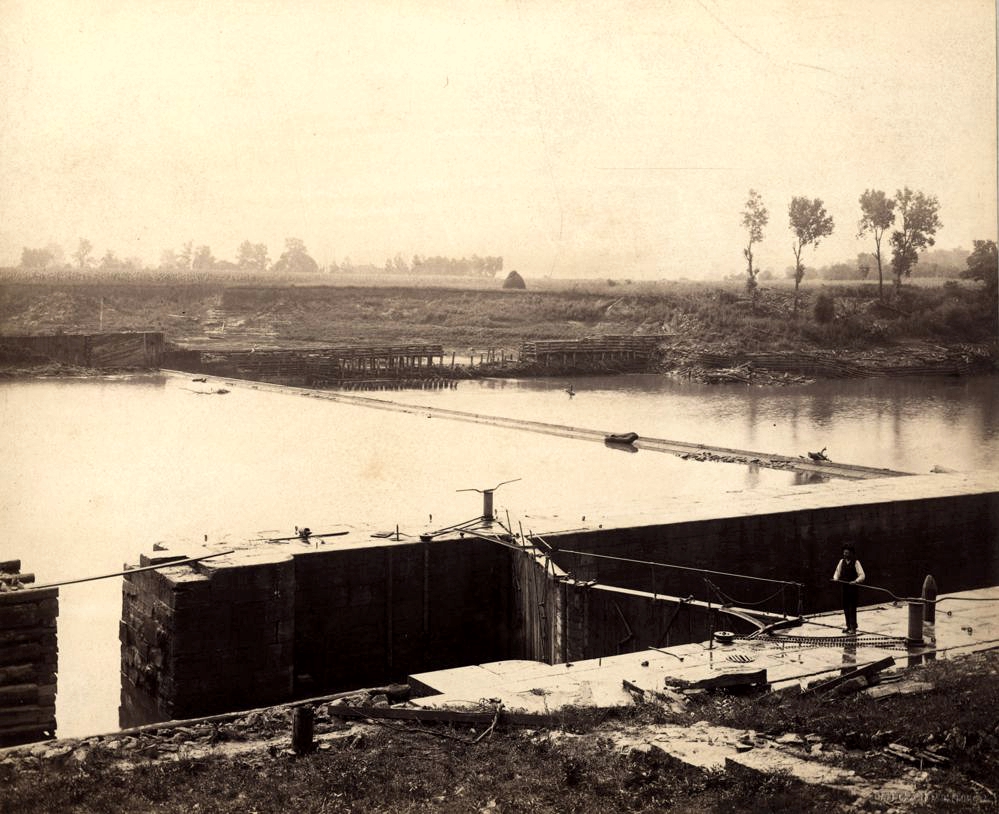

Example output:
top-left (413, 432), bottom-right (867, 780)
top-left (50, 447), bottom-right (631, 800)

top-left (292, 706), bottom-right (315, 755)
top-left (922, 575), bottom-right (937, 624)
top-left (906, 600), bottom-right (924, 645)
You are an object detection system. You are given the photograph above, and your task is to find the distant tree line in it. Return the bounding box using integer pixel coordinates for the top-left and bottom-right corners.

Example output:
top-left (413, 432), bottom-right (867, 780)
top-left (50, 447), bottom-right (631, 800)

top-left (796, 247), bottom-right (973, 282)
top-left (409, 255), bottom-right (503, 277)
top-left (17, 239), bottom-right (502, 279)
top-left (365, 254), bottom-right (503, 277)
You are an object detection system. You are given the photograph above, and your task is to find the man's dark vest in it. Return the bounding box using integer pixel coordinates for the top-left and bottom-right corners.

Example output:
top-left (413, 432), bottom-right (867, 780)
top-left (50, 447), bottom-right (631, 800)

top-left (841, 559), bottom-right (858, 582)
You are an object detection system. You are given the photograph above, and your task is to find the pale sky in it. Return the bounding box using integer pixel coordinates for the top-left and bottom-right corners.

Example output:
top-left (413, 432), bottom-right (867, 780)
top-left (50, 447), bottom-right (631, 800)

top-left (1, 0), bottom-right (996, 278)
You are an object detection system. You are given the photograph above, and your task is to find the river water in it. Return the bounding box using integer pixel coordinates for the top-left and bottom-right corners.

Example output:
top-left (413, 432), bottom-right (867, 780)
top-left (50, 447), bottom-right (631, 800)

top-left (1, 372), bottom-right (996, 737)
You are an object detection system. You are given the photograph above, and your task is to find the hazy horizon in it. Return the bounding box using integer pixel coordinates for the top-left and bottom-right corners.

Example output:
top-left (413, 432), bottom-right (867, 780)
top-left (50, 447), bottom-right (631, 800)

top-left (2, 1), bottom-right (996, 279)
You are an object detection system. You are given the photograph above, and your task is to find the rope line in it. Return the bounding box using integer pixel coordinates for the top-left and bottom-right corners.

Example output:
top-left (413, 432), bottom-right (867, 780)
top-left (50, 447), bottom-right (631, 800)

top-left (558, 548), bottom-right (802, 587)
top-left (706, 579), bottom-right (785, 609)
top-left (834, 579), bottom-right (999, 604)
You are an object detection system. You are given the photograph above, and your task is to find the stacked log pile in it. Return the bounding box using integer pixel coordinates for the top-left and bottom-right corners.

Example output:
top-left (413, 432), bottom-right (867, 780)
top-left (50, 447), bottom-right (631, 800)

top-left (0, 561), bottom-right (58, 746)
top-left (685, 347), bottom-right (993, 380)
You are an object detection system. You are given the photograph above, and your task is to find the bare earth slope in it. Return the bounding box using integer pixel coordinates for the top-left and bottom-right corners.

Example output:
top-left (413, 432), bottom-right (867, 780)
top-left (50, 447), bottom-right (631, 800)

top-left (0, 274), bottom-right (996, 378)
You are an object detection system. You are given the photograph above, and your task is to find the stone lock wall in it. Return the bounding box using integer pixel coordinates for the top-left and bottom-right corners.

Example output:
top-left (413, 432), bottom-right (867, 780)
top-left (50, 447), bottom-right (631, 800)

top-left (292, 537), bottom-right (511, 696)
top-left (548, 490), bottom-right (999, 619)
top-left (120, 477), bottom-right (999, 725)
top-left (121, 554), bottom-right (294, 725)
top-left (121, 538), bottom-right (513, 727)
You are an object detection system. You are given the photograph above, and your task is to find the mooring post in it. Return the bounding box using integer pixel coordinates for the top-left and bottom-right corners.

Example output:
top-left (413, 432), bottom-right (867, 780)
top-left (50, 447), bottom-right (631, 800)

top-left (292, 706), bottom-right (315, 754)
top-left (906, 600), bottom-right (924, 645)
top-left (922, 574), bottom-right (937, 624)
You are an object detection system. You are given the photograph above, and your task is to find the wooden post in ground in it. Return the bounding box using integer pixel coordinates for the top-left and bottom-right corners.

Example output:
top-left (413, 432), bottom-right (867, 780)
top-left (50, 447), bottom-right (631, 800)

top-left (292, 706), bottom-right (315, 754)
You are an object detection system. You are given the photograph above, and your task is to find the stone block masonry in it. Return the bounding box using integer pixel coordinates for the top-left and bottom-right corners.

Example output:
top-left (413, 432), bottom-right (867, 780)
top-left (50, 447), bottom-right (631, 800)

top-left (120, 537), bottom-right (513, 726)
top-left (121, 553), bottom-right (294, 725)
top-left (0, 570), bottom-right (58, 746)
top-left (292, 538), bottom-right (510, 696)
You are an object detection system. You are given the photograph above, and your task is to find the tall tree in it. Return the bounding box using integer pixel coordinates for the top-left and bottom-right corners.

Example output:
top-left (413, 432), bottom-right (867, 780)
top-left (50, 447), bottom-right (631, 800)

top-left (178, 241), bottom-right (194, 271)
top-left (788, 197), bottom-right (834, 312)
top-left (963, 239), bottom-right (998, 293)
top-left (741, 189), bottom-right (769, 304)
top-left (192, 245), bottom-right (215, 272)
top-left (272, 237), bottom-right (318, 274)
top-left (889, 188), bottom-right (941, 293)
top-left (19, 247), bottom-right (55, 269)
top-left (99, 249), bottom-right (119, 270)
top-left (962, 239), bottom-right (998, 334)
top-left (237, 240), bottom-right (269, 272)
top-left (857, 189), bottom-right (895, 300)
top-left (73, 238), bottom-right (94, 270)
top-left (44, 242), bottom-right (66, 267)
top-left (159, 248), bottom-right (179, 270)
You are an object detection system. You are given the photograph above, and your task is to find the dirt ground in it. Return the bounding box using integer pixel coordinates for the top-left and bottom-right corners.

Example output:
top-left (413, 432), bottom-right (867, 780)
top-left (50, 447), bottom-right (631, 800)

top-left (2, 650), bottom-right (997, 813)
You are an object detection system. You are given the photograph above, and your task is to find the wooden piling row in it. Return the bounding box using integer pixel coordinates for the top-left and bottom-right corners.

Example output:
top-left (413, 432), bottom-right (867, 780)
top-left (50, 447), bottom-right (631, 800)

top-left (314, 377), bottom-right (458, 392)
top-left (0, 573), bottom-right (58, 746)
top-left (520, 336), bottom-right (660, 368)
top-left (173, 344), bottom-right (454, 388)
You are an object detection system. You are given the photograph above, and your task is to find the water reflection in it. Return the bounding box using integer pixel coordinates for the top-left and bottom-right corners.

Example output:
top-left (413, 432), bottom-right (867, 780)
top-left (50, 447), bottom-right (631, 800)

top-left (840, 638), bottom-right (858, 676)
top-left (393, 374), bottom-right (999, 474)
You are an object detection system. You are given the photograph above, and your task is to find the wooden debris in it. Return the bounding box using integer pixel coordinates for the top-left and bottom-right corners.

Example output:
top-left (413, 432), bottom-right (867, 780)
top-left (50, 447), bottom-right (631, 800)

top-left (883, 742), bottom-right (948, 767)
top-left (865, 680), bottom-right (935, 700)
top-left (328, 704), bottom-right (554, 728)
top-left (803, 657), bottom-right (895, 696)
top-left (689, 669), bottom-right (768, 691)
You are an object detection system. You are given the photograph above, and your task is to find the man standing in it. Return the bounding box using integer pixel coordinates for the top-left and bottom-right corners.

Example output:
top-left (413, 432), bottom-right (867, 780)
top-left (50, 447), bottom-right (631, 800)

top-left (833, 545), bottom-right (866, 633)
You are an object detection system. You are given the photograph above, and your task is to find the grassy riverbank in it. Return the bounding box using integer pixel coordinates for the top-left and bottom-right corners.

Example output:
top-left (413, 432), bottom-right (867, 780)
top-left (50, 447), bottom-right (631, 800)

top-left (1, 272), bottom-right (995, 369)
top-left (2, 649), bottom-right (997, 813)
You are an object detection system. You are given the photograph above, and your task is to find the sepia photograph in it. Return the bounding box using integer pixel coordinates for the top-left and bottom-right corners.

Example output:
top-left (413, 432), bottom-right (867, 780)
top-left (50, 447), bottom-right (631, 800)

top-left (1, 1), bottom-right (997, 810)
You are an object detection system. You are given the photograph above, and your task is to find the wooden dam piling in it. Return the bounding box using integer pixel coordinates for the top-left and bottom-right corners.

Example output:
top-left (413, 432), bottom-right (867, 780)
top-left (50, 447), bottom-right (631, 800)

top-left (163, 343), bottom-right (450, 389)
top-left (0, 561), bottom-right (58, 746)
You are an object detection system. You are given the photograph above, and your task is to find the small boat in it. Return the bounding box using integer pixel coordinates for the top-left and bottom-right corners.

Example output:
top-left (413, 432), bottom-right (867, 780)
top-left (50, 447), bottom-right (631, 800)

top-left (605, 432), bottom-right (639, 446)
